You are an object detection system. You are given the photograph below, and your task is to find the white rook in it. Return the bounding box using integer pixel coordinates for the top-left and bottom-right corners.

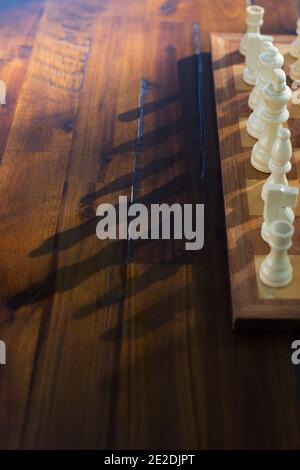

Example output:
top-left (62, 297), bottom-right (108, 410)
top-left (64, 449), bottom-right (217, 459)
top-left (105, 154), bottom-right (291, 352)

top-left (240, 5), bottom-right (265, 56)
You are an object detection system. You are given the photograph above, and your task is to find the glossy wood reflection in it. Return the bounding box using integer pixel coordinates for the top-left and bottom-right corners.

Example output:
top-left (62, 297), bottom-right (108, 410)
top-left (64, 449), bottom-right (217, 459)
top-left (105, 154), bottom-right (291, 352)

top-left (0, 0), bottom-right (299, 450)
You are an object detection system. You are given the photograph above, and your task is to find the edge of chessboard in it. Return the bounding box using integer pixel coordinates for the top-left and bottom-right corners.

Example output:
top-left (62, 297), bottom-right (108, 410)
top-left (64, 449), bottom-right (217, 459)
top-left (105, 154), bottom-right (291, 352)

top-left (210, 33), bottom-right (300, 331)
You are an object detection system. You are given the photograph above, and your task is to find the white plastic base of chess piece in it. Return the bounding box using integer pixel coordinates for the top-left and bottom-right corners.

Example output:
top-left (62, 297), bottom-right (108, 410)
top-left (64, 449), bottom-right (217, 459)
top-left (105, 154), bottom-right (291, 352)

top-left (240, 35), bottom-right (247, 56)
top-left (251, 141), bottom-right (276, 173)
top-left (247, 104), bottom-right (264, 139)
top-left (259, 220), bottom-right (294, 288)
top-left (243, 67), bottom-right (257, 86)
top-left (248, 86), bottom-right (260, 110)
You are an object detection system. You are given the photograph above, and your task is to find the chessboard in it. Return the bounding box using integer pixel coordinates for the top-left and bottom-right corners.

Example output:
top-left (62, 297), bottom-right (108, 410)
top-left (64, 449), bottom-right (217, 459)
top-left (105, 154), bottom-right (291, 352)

top-left (211, 33), bottom-right (300, 330)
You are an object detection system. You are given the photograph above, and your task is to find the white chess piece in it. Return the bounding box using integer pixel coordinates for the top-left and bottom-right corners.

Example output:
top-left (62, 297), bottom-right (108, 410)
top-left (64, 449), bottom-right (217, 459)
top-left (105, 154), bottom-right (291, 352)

top-left (261, 128), bottom-right (292, 201)
top-left (243, 32), bottom-right (264, 85)
top-left (291, 80), bottom-right (300, 104)
top-left (251, 69), bottom-right (292, 173)
top-left (259, 220), bottom-right (294, 288)
top-left (289, 18), bottom-right (300, 59)
top-left (248, 41), bottom-right (275, 111)
top-left (247, 46), bottom-right (284, 138)
top-left (290, 54), bottom-right (300, 81)
top-left (0, 81), bottom-right (6, 105)
top-left (261, 183), bottom-right (298, 243)
top-left (240, 5), bottom-right (272, 56)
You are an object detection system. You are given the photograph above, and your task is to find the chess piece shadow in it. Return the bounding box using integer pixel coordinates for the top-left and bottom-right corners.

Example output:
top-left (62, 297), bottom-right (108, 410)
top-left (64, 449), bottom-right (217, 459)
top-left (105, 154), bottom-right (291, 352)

top-left (8, 52), bottom-right (217, 322)
top-left (117, 92), bottom-right (179, 123)
top-left (212, 49), bottom-right (242, 72)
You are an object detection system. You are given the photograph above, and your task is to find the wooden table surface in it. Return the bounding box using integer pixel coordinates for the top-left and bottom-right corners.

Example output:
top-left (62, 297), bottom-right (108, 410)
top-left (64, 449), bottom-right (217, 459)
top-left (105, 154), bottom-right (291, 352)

top-left (0, 0), bottom-right (300, 450)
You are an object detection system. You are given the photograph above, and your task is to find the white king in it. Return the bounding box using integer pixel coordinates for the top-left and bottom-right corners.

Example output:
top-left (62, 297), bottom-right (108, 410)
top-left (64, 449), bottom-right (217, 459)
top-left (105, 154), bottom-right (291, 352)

top-left (248, 41), bottom-right (274, 111)
top-left (251, 69), bottom-right (291, 173)
top-left (247, 45), bottom-right (283, 138)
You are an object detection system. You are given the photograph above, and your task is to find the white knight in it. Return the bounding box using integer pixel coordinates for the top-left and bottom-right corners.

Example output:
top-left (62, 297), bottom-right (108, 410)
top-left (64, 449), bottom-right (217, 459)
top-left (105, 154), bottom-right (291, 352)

top-left (261, 183), bottom-right (298, 243)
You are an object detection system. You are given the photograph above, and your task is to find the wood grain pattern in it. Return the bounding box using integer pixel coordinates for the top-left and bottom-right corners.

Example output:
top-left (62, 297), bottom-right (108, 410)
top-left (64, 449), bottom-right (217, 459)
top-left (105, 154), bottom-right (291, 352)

top-left (0, 0), bottom-right (300, 451)
top-left (257, 0), bottom-right (298, 34)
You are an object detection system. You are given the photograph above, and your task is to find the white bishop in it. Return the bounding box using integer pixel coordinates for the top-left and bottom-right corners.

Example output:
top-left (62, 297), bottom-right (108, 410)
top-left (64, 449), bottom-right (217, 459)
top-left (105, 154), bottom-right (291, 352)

top-left (261, 128), bottom-right (293, 201)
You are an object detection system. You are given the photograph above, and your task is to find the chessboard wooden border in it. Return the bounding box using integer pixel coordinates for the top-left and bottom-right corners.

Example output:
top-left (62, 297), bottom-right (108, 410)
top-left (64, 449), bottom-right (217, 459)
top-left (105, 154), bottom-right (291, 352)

top-left (211, 32), bottom-right (300, 330)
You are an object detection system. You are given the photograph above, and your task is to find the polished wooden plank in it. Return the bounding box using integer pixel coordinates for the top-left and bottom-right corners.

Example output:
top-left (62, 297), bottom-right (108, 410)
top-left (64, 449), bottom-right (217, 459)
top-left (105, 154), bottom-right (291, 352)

top-left (0, 0), bottom-right (299, 451)
top-left (21, 14), bottom-right (149, 450)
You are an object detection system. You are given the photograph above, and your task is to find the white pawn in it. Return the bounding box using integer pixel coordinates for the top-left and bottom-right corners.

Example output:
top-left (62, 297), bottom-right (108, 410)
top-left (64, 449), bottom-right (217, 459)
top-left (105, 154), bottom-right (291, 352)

top-left (247, 46), bottom-right (284, 138)
top-left (261, 128), bottom-right (292, 201)
top-left (248, 41), bottom-right (275, 111)
top-left (289, 18), bottom-right (300, 59)
top-left (251, 69), bottom-right (292, 173)
top-left (261, 183), bottom-right (298, 243)
top-left (240, 5), bottom-right (265, 56)
top-left (243, 32), bottom-right (264, 85)
top-left (260, 220), bottom-right (294, 288)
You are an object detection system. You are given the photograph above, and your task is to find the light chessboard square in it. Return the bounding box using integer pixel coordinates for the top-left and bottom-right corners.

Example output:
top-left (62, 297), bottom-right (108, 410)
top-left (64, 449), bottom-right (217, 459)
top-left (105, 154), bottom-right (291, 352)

top-left (255, 255), bottom-right (300, 299)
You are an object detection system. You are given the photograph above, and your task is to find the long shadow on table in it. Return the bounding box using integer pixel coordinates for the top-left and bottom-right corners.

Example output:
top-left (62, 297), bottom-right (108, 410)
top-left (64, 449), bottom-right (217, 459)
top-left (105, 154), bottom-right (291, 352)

top-left (30, 171), bottom-right (187, 258)
top-left (7, 173), bottom-right (192, 311)
top-left (100, 285), bottom-right (190, 341)
top-left (79, 151), bottom-right (184, 205)
top-left (7, 54), bottom-right (209, 318)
